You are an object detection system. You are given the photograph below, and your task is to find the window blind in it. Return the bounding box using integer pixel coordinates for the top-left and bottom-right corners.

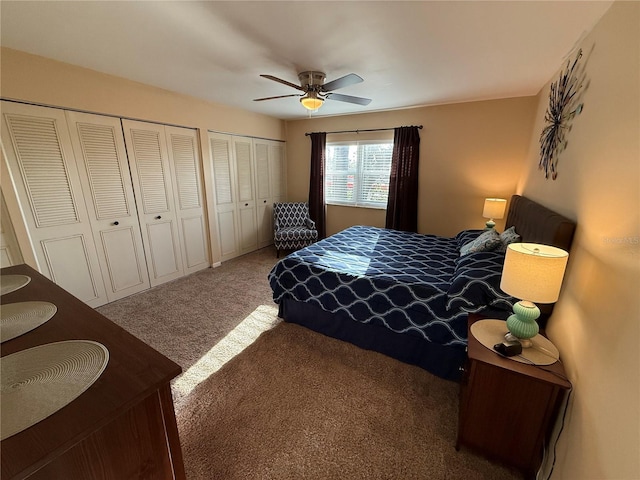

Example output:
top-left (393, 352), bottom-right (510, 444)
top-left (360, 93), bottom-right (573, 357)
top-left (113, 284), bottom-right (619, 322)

top-left (325, 141), bottom-right (393, 208)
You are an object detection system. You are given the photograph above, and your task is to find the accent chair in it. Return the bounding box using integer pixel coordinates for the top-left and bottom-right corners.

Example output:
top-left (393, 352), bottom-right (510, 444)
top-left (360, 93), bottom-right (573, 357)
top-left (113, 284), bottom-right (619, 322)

top-left (273, 202), bottom-right (318, 258)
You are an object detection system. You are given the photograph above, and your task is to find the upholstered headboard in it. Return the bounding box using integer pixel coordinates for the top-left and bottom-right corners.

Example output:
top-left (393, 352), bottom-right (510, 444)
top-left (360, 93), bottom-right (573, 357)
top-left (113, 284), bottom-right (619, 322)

top-left (505, 195), bottom-right (576, 252)
top-left (503, 195), bottom-right (576, 323)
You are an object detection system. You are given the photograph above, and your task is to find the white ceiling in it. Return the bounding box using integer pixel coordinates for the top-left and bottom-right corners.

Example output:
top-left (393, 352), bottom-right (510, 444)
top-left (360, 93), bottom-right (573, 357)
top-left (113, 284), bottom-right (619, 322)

top-left (1, 1), bottom-right (612, 120)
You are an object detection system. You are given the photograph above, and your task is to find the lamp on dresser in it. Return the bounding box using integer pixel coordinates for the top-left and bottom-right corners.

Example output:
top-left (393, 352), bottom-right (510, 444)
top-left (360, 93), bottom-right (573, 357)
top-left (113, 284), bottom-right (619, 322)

top-left (500, 243), bottom-right (569, 347)
top-left (482, 198), bottom-right (507, 229)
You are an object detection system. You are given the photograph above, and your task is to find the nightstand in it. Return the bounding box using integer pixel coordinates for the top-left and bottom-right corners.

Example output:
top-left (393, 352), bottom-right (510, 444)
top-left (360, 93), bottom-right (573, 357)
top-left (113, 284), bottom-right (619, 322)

top-left (456, 314), bottom-right (572, 480)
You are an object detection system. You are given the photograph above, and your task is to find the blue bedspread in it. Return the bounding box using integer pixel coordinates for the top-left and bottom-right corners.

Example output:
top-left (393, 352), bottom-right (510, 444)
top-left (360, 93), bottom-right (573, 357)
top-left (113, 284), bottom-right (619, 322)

top-left (269, 226), bottom-right (487, 347)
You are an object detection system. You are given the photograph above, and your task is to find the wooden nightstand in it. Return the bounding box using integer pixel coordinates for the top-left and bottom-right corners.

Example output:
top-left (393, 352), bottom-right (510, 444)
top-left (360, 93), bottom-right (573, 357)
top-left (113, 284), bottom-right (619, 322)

top-left (456, 314), bottom-right (571, 480)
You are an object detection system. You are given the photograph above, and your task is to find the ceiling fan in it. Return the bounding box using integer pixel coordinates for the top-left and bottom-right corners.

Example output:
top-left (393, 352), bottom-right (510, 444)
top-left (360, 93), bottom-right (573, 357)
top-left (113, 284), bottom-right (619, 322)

top-left (254, 71), bottom-right (372, 111)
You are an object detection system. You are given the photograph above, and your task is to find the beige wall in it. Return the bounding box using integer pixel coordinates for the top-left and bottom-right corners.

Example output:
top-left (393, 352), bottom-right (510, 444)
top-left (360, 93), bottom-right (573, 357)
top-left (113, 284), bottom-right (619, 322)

top-left (0, 48), bottom-right (285, 139)
top-left (0, 47), bottom-right (285, 264)
top-left (518, 2), bottom-right (639, 479)
top-left (285, 97), bottom-right (537, 237)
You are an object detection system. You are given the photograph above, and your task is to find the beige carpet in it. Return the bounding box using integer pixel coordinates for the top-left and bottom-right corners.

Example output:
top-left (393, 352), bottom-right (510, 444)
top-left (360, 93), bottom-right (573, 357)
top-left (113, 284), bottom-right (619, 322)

top-left (98, 247), bottom-right (522, 479)
top-left (97, 247), bottom-right (281, 407)
top-left (178, 321), bottom-right (521, 480)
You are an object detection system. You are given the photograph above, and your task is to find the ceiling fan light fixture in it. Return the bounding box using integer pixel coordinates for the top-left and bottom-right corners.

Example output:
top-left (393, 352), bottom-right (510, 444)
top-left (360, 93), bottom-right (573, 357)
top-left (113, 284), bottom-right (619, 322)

top-left (300, 93), bottom-right (324, 111)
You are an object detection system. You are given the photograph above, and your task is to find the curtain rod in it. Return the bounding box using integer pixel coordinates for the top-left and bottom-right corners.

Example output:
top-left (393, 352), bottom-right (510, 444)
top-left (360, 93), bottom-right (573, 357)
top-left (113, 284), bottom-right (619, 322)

top-left (304, 125), bottom-right (423, 136)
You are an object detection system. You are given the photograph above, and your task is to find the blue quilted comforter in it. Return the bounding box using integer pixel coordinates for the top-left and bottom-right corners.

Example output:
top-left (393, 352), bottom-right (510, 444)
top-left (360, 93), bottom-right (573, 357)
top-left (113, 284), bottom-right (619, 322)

top-left (269, 226), bottom-right (515, 348)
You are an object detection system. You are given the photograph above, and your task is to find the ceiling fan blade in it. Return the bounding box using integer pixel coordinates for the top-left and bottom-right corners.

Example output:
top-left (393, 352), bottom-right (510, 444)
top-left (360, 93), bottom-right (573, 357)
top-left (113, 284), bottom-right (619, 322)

top-left (260, 74), bottom-right (305, 92)
top-left (253, 94), bottom-right (302, 102)
top-left (326, 93), bottom-right (372, 106)
top-left (321, 73), bottom-right (363, 92)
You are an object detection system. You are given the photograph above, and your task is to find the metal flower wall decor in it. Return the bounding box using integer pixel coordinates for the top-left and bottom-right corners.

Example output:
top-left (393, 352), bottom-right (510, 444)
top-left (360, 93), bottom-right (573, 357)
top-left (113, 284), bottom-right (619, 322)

top-left (539, 49), bottom-right (585, 180)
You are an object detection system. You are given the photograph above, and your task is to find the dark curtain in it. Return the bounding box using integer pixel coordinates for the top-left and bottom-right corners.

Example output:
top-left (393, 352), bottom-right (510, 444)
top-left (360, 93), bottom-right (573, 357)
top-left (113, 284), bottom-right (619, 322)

top-left (308, 132), bottom-right (327, 239)
top-left (385, 126), bottom-right (421, 232)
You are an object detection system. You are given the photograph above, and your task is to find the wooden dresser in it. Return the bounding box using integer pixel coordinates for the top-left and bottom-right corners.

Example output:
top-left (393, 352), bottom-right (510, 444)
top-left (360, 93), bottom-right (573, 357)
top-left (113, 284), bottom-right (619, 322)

top-left (1, 264), bottom-right (186, 479)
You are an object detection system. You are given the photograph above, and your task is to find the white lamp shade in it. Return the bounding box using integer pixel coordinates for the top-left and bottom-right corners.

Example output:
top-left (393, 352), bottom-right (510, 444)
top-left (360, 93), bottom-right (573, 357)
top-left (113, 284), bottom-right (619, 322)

top-left (483, 198), bottom-right (507, 220)
top-left (500, 243), bottom-right (569, 303)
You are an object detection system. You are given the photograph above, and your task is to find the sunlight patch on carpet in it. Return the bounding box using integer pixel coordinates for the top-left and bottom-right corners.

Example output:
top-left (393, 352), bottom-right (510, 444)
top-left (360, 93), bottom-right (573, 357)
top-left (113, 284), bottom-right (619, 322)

top-left (172, 305), bottom-right (280, 401)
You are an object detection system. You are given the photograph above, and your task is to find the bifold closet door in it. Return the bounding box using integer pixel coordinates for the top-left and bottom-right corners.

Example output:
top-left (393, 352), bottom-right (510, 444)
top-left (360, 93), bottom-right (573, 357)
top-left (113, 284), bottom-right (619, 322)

top-left (209, 133), bottom-right (240, 262)
top-left (270, 142), bottom-right (286, 203)
top-left (254, 141), bottom-right (272, 248)
top-left (256, 140), bottom-right (286, 249)
top-left (0, 102), bottom-right (108, 306)
top-left (65, 111), bottom-right (151, 302)
top-left (233, 137), bottom-right (258, 254)
top-left (122, 120), bottom-right (184, 287)
top-left (165, 126), bottom-right (209, 275)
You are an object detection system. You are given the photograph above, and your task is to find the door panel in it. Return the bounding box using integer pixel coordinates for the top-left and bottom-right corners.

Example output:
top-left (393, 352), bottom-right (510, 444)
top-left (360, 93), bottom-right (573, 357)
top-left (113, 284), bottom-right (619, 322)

top-left (181, 216), bottom-right (207, 268)
top-left (238, 207), bottom-right (257, 253)
top-left (234, 137), bottom-right (257, 254)
top-left (209, 133), bottom-right (239, 261)
top-left (1, 101), bottom-right (108, 306)
top-left (123, 120), bottom-right (184, 287)
top-left (234, 138), bottom-right (254, 203)
top-left (256, 201), bottom-right (272, 247)
top-left (66, 111), bottom-right (150, 302)
top-left (41, 235), bottom-right (102, 303)
top-left (216, 210), bottom-right (237, 259)
top-left (271, 143), bottom-right (286, 233)
top-left (254, 140), bottom-right (272, 248)
top-left (165, 126), bottom-right (209, 274)
top-left (254, 142), bottom-right (271, 199)
top-left (0, 190), bottom-right (23, 268)
top-left (100, 227), bottom-right (148, 293)
top-left (270, 143), bottom-right (286, 199)
top-left (0, 249), bottom-right (11, 267)
top-left (146, 221), bottom-right (181, 279)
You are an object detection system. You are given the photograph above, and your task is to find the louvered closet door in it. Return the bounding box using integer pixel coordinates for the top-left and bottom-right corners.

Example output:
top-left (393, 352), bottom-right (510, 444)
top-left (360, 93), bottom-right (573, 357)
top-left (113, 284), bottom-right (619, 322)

top-left (122, 119), bottom-right (184, 287)
top-left (209, 133), bottom-right (239, 261)
top-left (0, 102), bottom-right (108, 306)
top-left (270, 142), bottom-right (286, 203)
top-left (254, 140), bottom-right (272, 248)
top-left (65, 111), bottom-right (150, 302)
top-left (165, 126), bottom-right (209, 274)
top-left (234, 137), bottom-right (258, 254)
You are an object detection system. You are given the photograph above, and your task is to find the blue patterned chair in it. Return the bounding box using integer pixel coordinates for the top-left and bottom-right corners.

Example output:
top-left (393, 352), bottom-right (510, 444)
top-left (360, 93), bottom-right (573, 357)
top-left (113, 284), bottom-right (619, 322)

top-left (273, 202), bottom-right (318, 257)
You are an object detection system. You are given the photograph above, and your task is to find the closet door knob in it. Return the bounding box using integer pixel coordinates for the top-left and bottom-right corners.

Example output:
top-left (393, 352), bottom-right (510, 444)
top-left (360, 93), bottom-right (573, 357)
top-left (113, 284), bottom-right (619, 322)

top-left (113, 221), bottom-right (119, 226)
top-left (263, 200), bottom-right (267, 203)
top-left (245, 203), bottom-right (249, 207)
top-left (155, 216), bottom-right (162, 220)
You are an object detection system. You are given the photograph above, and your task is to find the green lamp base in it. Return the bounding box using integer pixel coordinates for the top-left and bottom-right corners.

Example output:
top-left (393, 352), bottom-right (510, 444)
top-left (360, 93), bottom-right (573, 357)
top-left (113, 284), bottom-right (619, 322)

top-left (505, 300), bottom-right (540, 348)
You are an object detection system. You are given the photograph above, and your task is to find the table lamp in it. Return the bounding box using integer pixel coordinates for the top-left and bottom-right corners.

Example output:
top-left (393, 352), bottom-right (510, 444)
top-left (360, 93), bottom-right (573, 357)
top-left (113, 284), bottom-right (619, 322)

top-left (482, 198), bottom-right (507, 229)
top-left (500, 243), bottom-right (569, 347)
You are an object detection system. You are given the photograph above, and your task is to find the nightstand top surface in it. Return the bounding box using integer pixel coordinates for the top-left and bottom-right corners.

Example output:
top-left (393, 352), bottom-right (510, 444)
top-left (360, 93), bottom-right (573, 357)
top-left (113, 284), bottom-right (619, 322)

top-left (467, 314), bottom-right (571, 389)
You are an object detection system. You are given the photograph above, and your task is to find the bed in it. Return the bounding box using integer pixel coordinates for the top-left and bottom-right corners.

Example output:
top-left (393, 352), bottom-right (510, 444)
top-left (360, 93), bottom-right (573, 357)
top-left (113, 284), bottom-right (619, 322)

top-left (268, 195), bottom-right (575, 381)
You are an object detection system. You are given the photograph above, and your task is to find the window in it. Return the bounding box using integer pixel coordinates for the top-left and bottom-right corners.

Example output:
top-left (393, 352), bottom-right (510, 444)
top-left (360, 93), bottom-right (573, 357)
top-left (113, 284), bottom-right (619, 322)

top-left (325, 141), bottom-right (393, 208)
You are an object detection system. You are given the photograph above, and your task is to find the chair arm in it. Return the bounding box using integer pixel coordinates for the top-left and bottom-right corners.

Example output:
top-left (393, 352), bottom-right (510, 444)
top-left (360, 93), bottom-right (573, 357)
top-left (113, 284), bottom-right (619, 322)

top-left (274, 218), bottom-right (280, 231)
top-left (305, 218), bottom-right (316, 230)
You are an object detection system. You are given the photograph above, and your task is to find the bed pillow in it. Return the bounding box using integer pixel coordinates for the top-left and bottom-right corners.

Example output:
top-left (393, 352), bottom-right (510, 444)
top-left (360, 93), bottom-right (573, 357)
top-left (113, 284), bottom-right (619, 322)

top-left (459, 228), bottom-right (501, 256)
top-left (455, 229), bottom-right (485, 248)
top-left (495, 226), bottom-right (521, 253)
top-left (446, 251), bottom-right (515, 312)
